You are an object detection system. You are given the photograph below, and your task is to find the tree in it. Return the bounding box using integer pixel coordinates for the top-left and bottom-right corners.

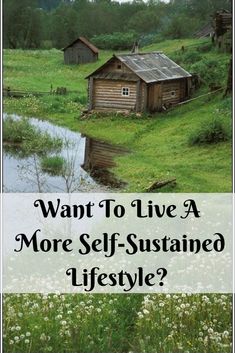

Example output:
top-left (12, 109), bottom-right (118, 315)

top-left (3, 0), bottom-right (43, 48)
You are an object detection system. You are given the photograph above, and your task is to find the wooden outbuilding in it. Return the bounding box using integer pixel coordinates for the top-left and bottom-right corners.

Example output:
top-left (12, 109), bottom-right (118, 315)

top-left (86, 52), bottom-right (192, 113)
top-left (213, 10), bottom-right (232, 52)
top-left (213, 10), bottom-right (232, 37)
top-left (62, 37), bottom-right (99, 65)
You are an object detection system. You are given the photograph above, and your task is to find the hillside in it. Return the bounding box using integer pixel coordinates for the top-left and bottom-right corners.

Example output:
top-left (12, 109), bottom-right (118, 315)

top-left (3, 38), bottom-right (232, 192)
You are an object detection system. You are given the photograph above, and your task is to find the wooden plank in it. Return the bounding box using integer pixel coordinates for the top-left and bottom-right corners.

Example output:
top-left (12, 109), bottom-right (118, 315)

top-left (135, 80), bottom-right (141, 112)
top-left (89, 77), bottom-right (94, 110)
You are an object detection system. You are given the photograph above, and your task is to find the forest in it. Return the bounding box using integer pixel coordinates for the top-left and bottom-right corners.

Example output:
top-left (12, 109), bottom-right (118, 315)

top-left (3, 0), bottom-right (232, 50)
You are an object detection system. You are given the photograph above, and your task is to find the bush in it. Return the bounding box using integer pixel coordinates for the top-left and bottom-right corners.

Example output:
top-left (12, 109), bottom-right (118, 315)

top-left (40, 156), bottom-right (65, 176)
top-left (189, 117), bottom-right (231, 145)
top-left (91, 32), bottom-right (138, 50)
top-left (190, 58), bottom-right (227, 86)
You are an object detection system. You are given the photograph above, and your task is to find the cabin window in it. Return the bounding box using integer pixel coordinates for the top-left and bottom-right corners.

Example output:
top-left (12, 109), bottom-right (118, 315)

top-left (122, 87), bottom-right (130, 96)
top-left (170, 91), bottom-right (176, 97)
top-left (117, 64), bottom-right (122, 69)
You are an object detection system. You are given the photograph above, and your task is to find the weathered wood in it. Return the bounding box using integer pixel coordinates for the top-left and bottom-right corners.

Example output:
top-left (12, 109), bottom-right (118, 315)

top-left (93, 79), bottom-right (137, 111)
top-left (146, 178), bottom-right (176, 191)
top-left (63, 37), bottom-right (98, 65)
top-left (87, 53), bottom-right (192, 113)
top-left (136, 80), bottom-right (141, 112)
top-left (89, 78), bottom-right (94, 111)
top-left (224, 58), bottom-right (232, 96)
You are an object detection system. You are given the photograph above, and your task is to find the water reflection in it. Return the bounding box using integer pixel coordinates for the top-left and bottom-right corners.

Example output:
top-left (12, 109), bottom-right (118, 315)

top-left (3, 114), bottom-right (103, 192)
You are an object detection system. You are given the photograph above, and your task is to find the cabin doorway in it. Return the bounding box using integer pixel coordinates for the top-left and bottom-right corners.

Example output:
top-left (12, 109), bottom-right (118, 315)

top-left (147, 83), bottom-right (162, 112)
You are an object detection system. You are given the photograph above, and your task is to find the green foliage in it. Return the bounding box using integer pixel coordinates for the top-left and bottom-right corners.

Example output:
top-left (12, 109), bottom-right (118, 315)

top-left (189, 117), bottom-right (231, 145)
top-left (3, 0), bottom-right (232, 49)
top-left (3, 293), bottom-right (232, 352)
top-left (40, 155), bottom-right (65, 175)
top-left (92, 32), bottom-right (138, 51)
top-left (197, 43), bottom-right (214, 52)
top-left (3, 116), bottom-right (63, 156)
top-left (3, 0), bottom-right (44, 49)
top-left (190, 58), bottom-right (226, 86)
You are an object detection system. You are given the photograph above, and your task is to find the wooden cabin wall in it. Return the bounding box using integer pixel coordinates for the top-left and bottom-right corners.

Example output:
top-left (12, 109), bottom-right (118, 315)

top-left (147, 83), bottom-right (163, 112)
top-left (92, 79), bottom-right (137, 111)
top-left (140, 83), bottom-right (148, 112)
top-left (64, 42), bottom-right (97, 64)
top-left (162, 79), bottom-right (188, 107)
top-left (147, 78), bottom-right (189, 112)
top-left (98, 58), bottom-right (133, 74)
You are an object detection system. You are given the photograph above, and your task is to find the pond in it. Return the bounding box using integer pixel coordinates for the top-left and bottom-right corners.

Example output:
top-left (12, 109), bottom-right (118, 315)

top-left (3, 114), bottom-right (121, 193)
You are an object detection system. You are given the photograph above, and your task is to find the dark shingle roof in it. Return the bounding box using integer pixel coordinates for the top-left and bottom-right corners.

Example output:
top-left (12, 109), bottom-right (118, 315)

top-left (62, 37), bottom-right (99, 54)
top-left (116, 52), bottom-right (191, 83)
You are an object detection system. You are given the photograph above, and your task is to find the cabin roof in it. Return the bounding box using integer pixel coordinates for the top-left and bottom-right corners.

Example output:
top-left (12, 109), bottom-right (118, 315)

top-left (62, 37), bottom-right (99, 54)
top-left (86, 52), bottom-right (191, 83)
top-left (91, 72), bottom-right (139, 82)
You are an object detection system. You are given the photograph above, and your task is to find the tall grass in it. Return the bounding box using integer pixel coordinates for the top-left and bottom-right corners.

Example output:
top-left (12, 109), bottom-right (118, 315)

top-left (3, 293), bottom-right (232, 353)
top-left (3, 116), bottom-right (63, 156)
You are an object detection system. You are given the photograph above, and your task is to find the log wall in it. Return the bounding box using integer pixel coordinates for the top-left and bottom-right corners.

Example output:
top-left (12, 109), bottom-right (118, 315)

top-left (93, 79), bottom-right (137, 111)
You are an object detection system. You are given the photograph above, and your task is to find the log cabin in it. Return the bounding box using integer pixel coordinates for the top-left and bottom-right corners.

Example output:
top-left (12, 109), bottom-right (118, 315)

top-left (86, 52), bottom-right (192, 113)
top-left (62, 37), bottom-right (99, 65)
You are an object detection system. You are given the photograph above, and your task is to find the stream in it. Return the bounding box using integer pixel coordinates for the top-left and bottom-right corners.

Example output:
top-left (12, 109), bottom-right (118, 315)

top-left (3, 114), bottom-right (112, 193)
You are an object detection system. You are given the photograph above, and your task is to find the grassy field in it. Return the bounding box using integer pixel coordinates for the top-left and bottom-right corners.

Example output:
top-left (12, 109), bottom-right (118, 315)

top-left (3, 38), bottom-right (232, 192)
top-left (3, 293), bottom-right (232, 353)
top-left (2, 39), bottom-right (233, 353)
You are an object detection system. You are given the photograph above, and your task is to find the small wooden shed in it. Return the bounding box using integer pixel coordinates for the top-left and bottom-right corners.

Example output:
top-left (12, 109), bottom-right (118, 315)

top-left (86, 52), bottom-right (192, 113)
top-left (62, 37), bottom-right (99, 65)
top-left (213, 10), bottom-right (232, 52)
top-left (213, 10), bottom-right (232, 37)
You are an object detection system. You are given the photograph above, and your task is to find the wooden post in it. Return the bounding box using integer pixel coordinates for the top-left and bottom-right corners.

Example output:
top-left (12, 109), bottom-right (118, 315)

top-left (136, 80), bottom-right (141, 112)
top-left (224, 58), bottom-right (232, 96)
top-left (88, 77), bottom-right (94, 111)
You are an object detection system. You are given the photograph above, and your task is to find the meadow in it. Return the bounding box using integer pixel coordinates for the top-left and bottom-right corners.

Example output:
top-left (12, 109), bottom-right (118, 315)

top-left (3, 38), bottom-right (233, 353)
top-left (3, 38), bottom-right (232, 192)
top-left (3, 293), bottom-right (232, 353)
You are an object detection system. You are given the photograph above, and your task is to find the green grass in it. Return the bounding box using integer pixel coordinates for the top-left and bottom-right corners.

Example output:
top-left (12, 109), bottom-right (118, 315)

top-left (3, 293), bottom-right (232, 353)
top-left (40, 156), bottom-right (65, 176)
top-left (3, 38), bottom-right (232, 192)
top-left (3, 116), bottom-right (63, 157)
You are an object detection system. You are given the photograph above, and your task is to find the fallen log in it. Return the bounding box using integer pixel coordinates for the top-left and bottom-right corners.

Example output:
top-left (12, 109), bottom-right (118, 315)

top-left (146, 178), bottom-right (176, 192)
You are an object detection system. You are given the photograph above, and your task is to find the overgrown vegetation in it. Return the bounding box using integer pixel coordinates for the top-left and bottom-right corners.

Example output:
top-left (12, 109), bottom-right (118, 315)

top-left (3, 117), bottom-right (63, 156)
top-left (40, 155), bottom-right (65, 176)
top-left (189, 117), bottom-right (231, 145)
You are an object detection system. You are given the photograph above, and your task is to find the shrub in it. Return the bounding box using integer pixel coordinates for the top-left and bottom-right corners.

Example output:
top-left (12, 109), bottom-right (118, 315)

top-left (40, 156), bottom-right (65, 176)
top-left (190, 58), bottom-right (226, 86)
top-left (189, 117), bottom-right (231, 145)
top-left (91, 32), bottom-right (138, 50)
